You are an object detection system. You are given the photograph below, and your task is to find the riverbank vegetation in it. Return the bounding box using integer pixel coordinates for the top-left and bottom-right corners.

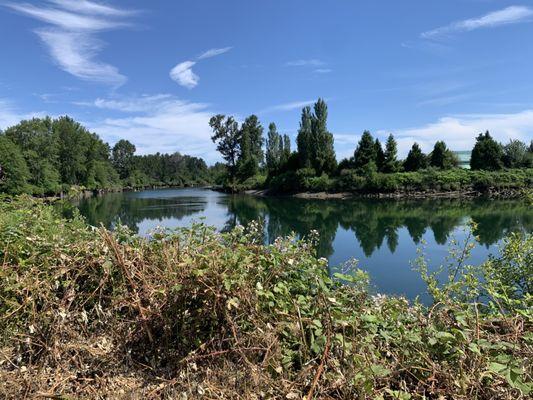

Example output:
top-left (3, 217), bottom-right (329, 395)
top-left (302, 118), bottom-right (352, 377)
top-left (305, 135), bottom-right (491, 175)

top-left (0, 197), bottom-right (531, 398)
top-left (1, 100), bottom-right (532, 197)
top-left (209, 99), bottom-right (532, 195)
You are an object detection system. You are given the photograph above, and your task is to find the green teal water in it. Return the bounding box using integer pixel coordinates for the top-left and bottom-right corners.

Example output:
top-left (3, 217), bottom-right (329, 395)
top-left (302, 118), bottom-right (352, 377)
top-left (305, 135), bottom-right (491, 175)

top-left (71, 188), bottom-right (532, 302)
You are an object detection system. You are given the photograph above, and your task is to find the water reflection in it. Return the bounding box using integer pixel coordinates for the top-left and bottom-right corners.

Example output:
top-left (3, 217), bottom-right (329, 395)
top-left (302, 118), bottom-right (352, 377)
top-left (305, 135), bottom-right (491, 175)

top-left (70, 188), bottom-right (532, 300)
top-left (219, 195), bottom-right (532, 258)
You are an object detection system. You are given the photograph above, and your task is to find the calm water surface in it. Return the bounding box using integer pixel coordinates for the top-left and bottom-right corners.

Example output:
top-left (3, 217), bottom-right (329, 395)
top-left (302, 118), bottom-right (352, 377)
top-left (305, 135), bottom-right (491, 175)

top-left (72, 188), bottom-right (532, 302)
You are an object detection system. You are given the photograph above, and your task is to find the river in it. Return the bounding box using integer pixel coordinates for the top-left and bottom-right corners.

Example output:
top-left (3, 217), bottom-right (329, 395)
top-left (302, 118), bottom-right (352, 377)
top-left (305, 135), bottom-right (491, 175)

top-left (71, 188), bottom-right (532, 302)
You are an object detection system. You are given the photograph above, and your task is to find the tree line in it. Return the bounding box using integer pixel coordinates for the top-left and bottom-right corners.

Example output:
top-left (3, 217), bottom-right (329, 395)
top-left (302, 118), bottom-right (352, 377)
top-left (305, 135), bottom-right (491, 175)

top-left (209, 98), bottom-right (533, 190)
top-left (0, 116), bottom-right (215, 195)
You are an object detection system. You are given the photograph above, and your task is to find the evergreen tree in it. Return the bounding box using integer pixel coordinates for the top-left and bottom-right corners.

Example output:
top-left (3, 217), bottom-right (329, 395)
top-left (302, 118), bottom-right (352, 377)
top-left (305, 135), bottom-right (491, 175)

top-left (383, 133), bottom-right (400, 173)
top-left (429, 141), bottom-right (458, 170)
top-left (404, 143), bottom-right (428, 172)
top-left (209, 115), bottom-right (242, 181)
top-left (266, 123), bottom-right (282, 173)
top-left (353, 131), bottom-right (376, 169)
top-left (296, 106), bottom-right (312, 168)
top-left (470, 131), bottom-right (503, 170)
top-left (310, 99), bottom-right (336, 174)
top-left (374, 139), bottom-right (385, 172)
top-left (112, 139), bottom-right (136, 180)
top-left (0, 135), bottom-right (30, 194)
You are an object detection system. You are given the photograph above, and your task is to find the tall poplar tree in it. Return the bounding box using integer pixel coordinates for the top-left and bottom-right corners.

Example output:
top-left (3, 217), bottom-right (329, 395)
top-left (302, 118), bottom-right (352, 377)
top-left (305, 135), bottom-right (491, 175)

top-left (266, 123), bottom-right (282, 173)
top-left (310, 99), bottom-right (336, 174)
top-left (237, 115), bottom-right (264, 180)
top-left (296, 106), bottom-right (313, 168)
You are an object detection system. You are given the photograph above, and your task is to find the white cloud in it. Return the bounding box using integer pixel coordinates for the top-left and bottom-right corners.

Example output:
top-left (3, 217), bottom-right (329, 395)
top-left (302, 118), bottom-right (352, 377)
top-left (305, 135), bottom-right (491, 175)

top-left (170, 46), bottom-right (232, 89)
top-left (285, 59), bottom-right (325, 67)
top-left (260, 100), bottom-right (315, 114)
top-left (422, 6), bottom-right (533, 39)
top-left (333, 110), bottom-right (533, 160)
top-left (170, 61), bottom-right (199, 89)
top-left (314, 68), bottom-right (333, 74)
top-left (198, 47), bottom-right (232, 60)
top-left (391, 110), bottom-right (533, 155)
top-left (6, 1), bottom-right (134, 85)
top-left (76, 94), bottom-right (221, 162)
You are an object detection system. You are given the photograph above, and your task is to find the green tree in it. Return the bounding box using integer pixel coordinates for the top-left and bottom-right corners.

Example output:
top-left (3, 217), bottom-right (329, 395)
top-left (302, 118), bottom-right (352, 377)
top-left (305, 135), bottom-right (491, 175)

top-left (383, 133), bottom-right (400, 173)
top-left (0, 135), bottom-right (30, 194)
top-left (237, 115), bottom-right (264, 180)
top-left (4, 117), bottom-right (61, 194)
top-left (353, 131), bottom-right (376, 169)
top-left (404, 143), bottom-right (428, 172)
top-left (112, 139), bottom-right (136, 180)
top-left (210, 115), bottom-right (242, 182)
top-left (470, 131), bottom-right (503, 170)
top-left (281, 134), bottom-right (291, 167)
top-left (374, 139), bottom-right (385, 172)
top-left (310, 99), bottom-right (336, 174)
top-left (266, 123), bottom-right (282, 173)
top-left (429, 141), bottom-right (458, 170)
top-left (502, 139), bottom-right (531, 168)
top-left (296, 106), bottom-right (313, 168)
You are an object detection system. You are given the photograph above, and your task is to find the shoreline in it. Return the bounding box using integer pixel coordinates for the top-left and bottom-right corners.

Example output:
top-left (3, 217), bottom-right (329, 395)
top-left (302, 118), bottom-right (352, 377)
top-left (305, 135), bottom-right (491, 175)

top-left (241, 187), bottom-right (527, 200)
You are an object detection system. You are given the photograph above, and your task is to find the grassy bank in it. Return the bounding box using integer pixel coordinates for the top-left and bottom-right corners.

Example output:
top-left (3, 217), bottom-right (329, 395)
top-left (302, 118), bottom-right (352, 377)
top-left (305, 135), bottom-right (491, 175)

top-left (265, 168), bottom-right (533, 197)
top-left (0, 197), bottom-right (531, 399)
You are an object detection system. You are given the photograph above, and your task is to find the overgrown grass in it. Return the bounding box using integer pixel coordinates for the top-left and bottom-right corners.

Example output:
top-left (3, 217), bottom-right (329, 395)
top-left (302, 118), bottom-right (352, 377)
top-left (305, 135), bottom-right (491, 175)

top-left (0, 197), bottom-right (531, 399)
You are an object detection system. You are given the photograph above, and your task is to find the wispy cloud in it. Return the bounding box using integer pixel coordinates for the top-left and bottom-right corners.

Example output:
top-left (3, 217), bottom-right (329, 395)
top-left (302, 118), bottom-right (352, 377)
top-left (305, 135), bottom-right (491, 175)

top-left (260, 100), bottom-right (315, 114)
top-left (48, 0), bottom-right (136, 17)
top-left (198, 47), bottom-right (233, 60)
top-left (314, 68), bottom-right (332, 74)
top-left (421, 6), bottom-right (533, 39)
top-left (5, 0), bottom-right (135, 86)
top-left (285, 59), bottom-right (325, 67)
top-left (170, 46), bottom-right (232, 89)
top-left (76, 94), bottom-right (220, 162)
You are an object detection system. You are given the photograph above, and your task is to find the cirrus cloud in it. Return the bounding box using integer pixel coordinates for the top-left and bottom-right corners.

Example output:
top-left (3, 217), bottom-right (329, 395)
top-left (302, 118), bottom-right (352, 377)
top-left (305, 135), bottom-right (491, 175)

top-left (5, 0), bottom-right (135, 86)
top-left (422, 6), bottom-right (533, 39)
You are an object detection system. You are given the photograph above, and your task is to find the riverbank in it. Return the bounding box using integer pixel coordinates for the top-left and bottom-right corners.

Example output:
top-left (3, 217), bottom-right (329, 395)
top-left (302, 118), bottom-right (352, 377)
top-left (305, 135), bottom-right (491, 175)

top-left (234, 168), bottom-right (533, 200)
top-left (1, 197), bottom-right (531, 399)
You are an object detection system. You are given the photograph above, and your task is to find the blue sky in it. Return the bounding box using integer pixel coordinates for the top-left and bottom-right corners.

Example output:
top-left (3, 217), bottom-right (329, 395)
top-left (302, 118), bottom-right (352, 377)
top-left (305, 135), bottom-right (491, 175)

top-left (1, 0), bottom-right (533, 163)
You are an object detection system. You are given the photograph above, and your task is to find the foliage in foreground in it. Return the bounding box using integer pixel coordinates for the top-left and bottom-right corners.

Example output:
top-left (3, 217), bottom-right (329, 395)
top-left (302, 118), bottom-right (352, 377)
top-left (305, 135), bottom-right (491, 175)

top-left (0, 197), bottom-right (531, 399)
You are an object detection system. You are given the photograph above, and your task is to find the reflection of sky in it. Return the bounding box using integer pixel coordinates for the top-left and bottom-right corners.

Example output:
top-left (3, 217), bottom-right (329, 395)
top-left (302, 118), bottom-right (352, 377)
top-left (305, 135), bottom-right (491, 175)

top-left (132, 188), bottom-right (230, 235)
